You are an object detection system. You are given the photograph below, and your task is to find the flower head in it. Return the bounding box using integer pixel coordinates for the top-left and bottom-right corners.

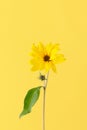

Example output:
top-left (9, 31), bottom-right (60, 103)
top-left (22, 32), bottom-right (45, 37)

top-left (30, 42), bottom-right (66, 72)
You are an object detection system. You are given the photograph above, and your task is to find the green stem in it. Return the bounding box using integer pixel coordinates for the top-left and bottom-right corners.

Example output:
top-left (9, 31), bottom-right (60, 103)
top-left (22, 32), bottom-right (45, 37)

top-left (43, 87), bottom-right (46, 130)
top-left (43, 72), bottom-right (49, 130)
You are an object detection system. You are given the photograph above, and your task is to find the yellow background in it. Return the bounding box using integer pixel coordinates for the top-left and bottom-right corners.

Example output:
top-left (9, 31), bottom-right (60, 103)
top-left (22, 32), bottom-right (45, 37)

top-left (0, 0), bottom-right (87, 130)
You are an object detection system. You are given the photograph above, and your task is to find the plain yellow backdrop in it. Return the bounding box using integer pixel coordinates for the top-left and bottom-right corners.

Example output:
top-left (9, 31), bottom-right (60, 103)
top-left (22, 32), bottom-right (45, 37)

top-left (0, 0), bottom-right (87, 130)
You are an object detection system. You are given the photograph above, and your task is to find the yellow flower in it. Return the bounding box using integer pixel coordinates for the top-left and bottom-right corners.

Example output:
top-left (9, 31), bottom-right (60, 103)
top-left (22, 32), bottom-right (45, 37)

top-left (30, 42), bottom-right (66, 72)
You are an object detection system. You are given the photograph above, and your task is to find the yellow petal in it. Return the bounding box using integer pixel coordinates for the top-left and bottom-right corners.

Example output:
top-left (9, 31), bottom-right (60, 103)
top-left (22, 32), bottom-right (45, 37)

top-left (31, 65), bottom-right (39, 71)
top-left (30, 52), bottom-right (43, 59)
top-left (45, 62), bottom-right (51, 72)
top-left (50, 62), bottom-right (57, 72)
top-left (54, 54), bottom-right (66, 64)
top-left (38, 42), bottom-right (45, 51)
top-left (46, 43), bottom-right (53, 54)
top-left (32, 43), bottom-right (45, 57)
top-left (30, 58), bottom-right (45, 71)
top-left (32, 43), bottom-right (39, 53)
top-left (46, 43), bottom-right (60, 55)
top-left (39, 62), bottom-right (45, 70)
top-left (30, 58), bottom-right (38, 65)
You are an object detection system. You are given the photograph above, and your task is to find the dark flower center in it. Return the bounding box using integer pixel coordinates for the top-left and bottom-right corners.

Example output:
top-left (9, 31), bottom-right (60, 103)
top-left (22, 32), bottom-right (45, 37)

top-left (44, 55), bottom-right (50, 62)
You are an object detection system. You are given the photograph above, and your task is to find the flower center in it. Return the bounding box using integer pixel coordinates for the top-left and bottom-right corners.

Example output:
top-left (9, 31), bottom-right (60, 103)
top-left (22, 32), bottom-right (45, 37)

top-left (44, 55), bottom-right (50, 62)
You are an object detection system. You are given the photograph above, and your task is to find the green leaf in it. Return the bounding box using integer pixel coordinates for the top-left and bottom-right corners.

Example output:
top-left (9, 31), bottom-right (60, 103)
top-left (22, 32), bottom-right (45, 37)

top-left (19, 86), bottom-right (42, 118)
